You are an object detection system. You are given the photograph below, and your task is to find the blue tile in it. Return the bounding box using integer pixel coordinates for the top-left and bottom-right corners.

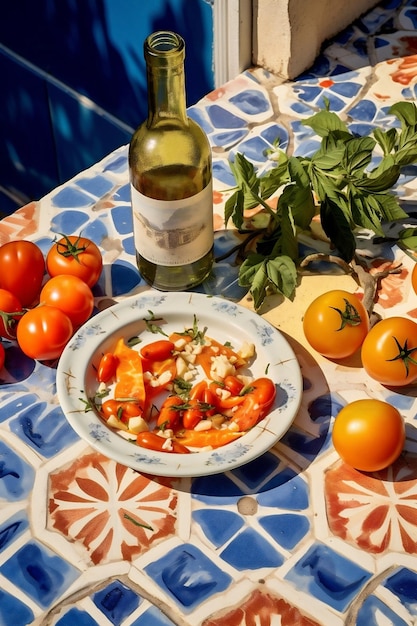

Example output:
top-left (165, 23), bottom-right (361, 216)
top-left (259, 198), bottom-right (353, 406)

top-left (212, 160), bottom-right (235, 186)
top-left (193, 509), bottom-right (244, 547)
top-left (111, 205), bottom-right (134, 235)
top-left (212, 130), bottom-right (249, 149)
top-left (55, 607), bottom-right (99, 626)
top-left (112, 183), bottom-right (131, 202)
top-left (192, 473), bottom-right (245, 503)
top-left (207, 105), bottom-right (246, 129)
top-left (76, 175), bottom-right (114, 198)
top-left (0, 394), bottom-right (38, 424)
top-left (384, 568), bottom-right (417, 615)
top-left (131, 605), bottom-right (176, 625)
top-left (259, 513), bottom-right (310, 549)
top-left (285, 543), bottom-right (372, 612)
top-left (145, 543), bottom-right (232, 611)
top-left (51, 188), bottom-right (95, 210)
top-left (80, 217), bottom-right (110, 245)
top-left (0, 540), bottom-right (80, 609)
top-left (220, 528), bottom-right (284, 570)
top-left (0, 588), bottom-right (34, 626)
top-left (110, 260), bottom-right (142, 296)
top-left (93, 580), bottom-right (141, 625)
top-left (257, 473), bottom-right (309, 509)
top-left (231, 451), bottom-right (282, 489)
top-left (356, 595), bottom-right (409, 626)
top-left (0, 440), bottom-right (34, 501)
top-left (0, 511), bottom-right (29, 552)
top-left (229, 89), bottom-right (271, 115)
top-left (9, 401), bottom-right (79, 458)
top-left (104, 154), bottom-right (128, 175)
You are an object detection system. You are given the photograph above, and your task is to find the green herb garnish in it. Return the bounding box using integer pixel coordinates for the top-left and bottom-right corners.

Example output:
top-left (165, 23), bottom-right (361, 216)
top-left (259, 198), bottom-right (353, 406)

top-left (225, 101), bottom-right (417, 310)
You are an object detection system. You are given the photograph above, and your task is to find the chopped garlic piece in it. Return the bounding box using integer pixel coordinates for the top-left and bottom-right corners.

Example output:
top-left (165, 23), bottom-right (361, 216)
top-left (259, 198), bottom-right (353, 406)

top-left (194, 419), bottom-right (213, 431)
top-left (98, 382), bottom-right (107, 394)
top-left (128, 416), bottom-right (149, 434)
top-left (174, 337), bottom-right (187, 349)
top-left (210, 354), bottom-right (236, 379)
top-left (157, 429), bottom-right (174, 439)
top-left (162, 438), bottom-right (173, 451)
top-left (107, 415), bottom-right (128, 430)
top-left (238, 341), bottom-right (255, 360)
top-left (176, 356), bottom-right (189, 378)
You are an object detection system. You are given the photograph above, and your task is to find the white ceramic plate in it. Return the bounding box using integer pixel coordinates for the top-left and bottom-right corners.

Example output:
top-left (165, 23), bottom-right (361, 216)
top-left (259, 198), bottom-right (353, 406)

top-left (56, 292), bottom-right (302, 477)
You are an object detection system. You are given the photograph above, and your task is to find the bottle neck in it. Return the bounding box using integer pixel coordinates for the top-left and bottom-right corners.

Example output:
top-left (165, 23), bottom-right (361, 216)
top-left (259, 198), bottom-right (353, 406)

top-left (146, 62), bottom-right (188, 127)
top-left (144, 32), bottom-right (188, 128)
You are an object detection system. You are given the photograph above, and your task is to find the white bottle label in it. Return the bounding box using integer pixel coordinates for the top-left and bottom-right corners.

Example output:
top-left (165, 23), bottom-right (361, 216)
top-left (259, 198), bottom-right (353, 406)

top-left (131, 182), bottom-right (213, 266)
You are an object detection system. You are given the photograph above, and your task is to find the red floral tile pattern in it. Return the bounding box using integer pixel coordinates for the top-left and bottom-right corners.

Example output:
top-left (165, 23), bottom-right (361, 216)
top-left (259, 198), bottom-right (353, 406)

top-left (325, 457), bottom-right (417, 554)
top-left (203, 589), bottom-right (321, 626)
top-left (48, 451), bottom-right (178, 564)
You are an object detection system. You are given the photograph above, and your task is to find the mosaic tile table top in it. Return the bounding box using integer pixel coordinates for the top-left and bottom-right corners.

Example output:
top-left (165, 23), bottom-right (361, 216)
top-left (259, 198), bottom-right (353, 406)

top-left (2, 1), bottom-right (417, 624)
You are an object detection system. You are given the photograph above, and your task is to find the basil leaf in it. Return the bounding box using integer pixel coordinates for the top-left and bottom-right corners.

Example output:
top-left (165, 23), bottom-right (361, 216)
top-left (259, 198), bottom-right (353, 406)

top-left (302, 110), bottom-right (349, 137)
top-left (225, 189), bottom-right (244, 229)
top-left (320, 197), bottom-right (356, 262)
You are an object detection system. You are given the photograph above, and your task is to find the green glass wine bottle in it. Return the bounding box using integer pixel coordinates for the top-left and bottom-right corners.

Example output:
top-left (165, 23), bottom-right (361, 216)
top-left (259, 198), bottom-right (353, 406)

top-left (129, 31), bottom-right (213, 291)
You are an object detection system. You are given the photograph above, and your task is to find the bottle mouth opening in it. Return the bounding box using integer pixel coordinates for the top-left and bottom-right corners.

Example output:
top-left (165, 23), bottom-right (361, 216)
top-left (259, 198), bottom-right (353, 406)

top-left (145, 31), bottom-right (185, 60)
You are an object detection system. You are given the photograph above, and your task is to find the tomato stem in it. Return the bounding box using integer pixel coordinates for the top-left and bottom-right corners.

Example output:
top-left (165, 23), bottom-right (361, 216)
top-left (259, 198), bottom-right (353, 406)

top-left (0, 309), bottom-right (25, 339)
top-left (330, 298), bottom-right (362, 329)
top-left (387, 336), bottom-right (417, 377)
top-left (56, 233), bottom-right (88, 263)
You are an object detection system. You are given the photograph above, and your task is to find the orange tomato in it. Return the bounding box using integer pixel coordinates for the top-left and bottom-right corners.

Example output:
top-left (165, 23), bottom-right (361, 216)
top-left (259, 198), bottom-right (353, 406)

top-left (361, 316), bottom-right (417, 386)
top-left (332, 399), bottom-right (405, 472)
top-left (303, 289), bottom-right (369, 359)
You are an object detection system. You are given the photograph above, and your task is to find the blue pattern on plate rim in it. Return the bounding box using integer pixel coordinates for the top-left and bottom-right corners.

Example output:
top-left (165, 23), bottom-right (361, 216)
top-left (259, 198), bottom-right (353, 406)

top-left (205, 442), bottom-right (252, 466)
top-left (88, 423), bottom-right (112, 443)
top-left (129, 452), bottom-right (168, 466)
top-left (210, 300), bottom-right (242, 316)
top-left (250, 318), bottom-right (276, 346)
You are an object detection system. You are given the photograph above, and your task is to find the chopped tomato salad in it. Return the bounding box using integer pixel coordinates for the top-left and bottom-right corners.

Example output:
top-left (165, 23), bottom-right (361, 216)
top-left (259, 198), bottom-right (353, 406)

top-left (92, 315), bottom-right (277, 454)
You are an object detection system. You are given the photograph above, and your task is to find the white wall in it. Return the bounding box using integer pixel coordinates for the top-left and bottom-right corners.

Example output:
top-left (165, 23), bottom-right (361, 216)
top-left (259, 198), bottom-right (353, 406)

top-left (252, 0), bottom-right (380, 79)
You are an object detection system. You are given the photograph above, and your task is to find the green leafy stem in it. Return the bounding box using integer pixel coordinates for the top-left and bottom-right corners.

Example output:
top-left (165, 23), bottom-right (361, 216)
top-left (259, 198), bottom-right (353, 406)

top-left (223, 101), bottom-right (417, 311)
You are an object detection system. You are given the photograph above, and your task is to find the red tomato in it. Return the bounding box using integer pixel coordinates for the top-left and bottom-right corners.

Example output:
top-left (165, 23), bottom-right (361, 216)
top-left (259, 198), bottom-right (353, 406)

top-left (0, 240), bottom-right (45, 306)
top-left (97, 353), bottom-right (119, 383)
top-left (303, 289), bottom-right (369, 359)
top-left (101, 399), bottom-right (142, 424)
top-left (40, 275), bottom-right (94, 328)
top-left (0, 289), bottom-right (24, 339)
top-left (332, 399), bottom-right (405, 471)
top-left (46, 235), bottom-right (103, 287)
top-left (230, 377), bottom-right (276, 431)
top-left (156, 395), bottom-right (184, 429)
top-left (224, 375), bottom-right (245, 396)
top-left (361, 316), bottom-right (417, 386)
top-left (16, 305), bottom-right (73, 361)
top-left (0, 343), bottom-right (5, 370)
top-left (136, 431), bottom-right (190, 454)
top-left (140, 340), bottom-right (175, 361)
